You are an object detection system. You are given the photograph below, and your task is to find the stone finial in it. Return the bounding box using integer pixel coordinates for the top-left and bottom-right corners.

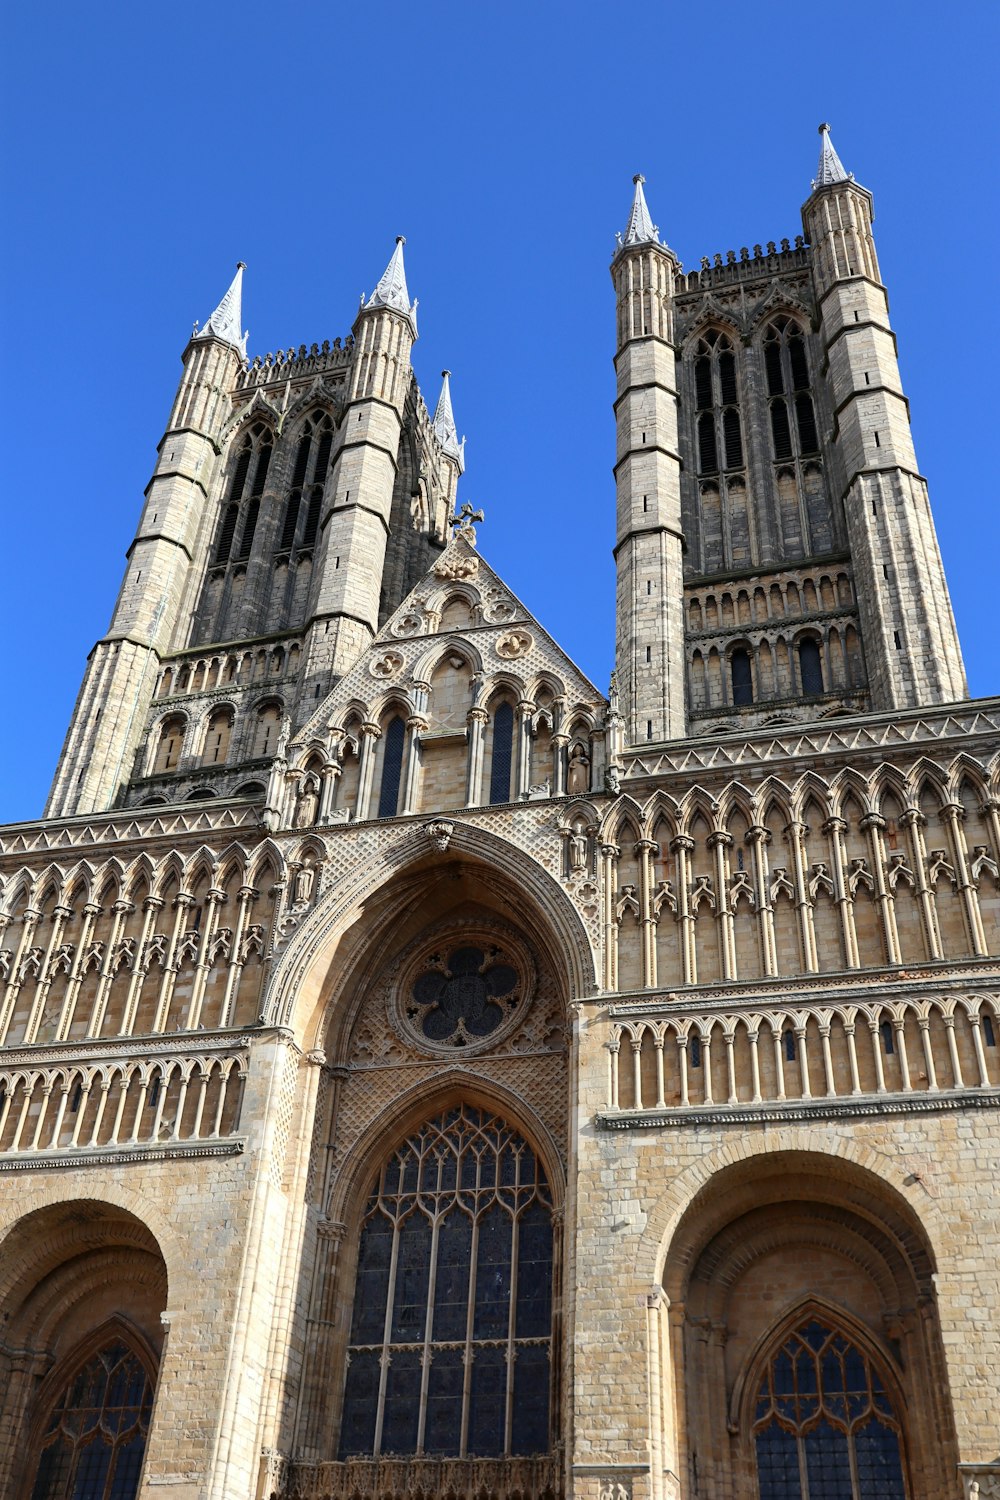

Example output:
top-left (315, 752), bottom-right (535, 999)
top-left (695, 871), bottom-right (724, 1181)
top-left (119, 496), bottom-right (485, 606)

top-left (432, 369), bottom-right (466, 471)
top-left (618, 173), bottom-right (660, 249)
top-left (365, 235), bottom-right (418, 333)
top-left (813, 122), bottom-right (850, 189)
top-left (196, 262), bottom-right (248, 356)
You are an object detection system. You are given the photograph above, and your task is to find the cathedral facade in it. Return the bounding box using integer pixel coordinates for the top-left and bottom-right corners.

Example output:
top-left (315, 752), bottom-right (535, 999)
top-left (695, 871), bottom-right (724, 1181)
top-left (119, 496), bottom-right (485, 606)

top-left (0, 127), bottom-right (997, 1500)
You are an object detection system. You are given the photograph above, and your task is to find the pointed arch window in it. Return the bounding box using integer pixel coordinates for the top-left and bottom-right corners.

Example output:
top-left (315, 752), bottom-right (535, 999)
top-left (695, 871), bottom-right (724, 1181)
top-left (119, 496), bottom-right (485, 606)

top-left (692, 329), bottom-right (745, 475)
top-left (489, 701), bottom-right (515, 804)
top-left (279, 412), bottom-right (334, 555)
top-left (751, 1316), bottom-right (907, 1499)
top-left (763, 319), bottom-right (820, 460)
top-left (214, 424), bottom-right (273, 565)
top-left (27, 1338), bottom-right (155, 1500)
top-left (339, 1104), bottom-right (554, 1460)
top-left (377, 714), bottom-right (406, 817)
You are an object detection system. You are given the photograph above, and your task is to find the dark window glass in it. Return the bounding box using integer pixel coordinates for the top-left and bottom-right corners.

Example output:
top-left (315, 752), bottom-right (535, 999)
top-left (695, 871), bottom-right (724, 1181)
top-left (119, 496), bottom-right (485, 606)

top-left (251, 441), bottom-right (272, 497)
top-left (29, 1341), bottom-right (154, 1500)
top-left (784, 1028), bottom-right (796, 1062)
top-left (340, 1105), bottom-right (554, 1459)
top-left (689, 1035), bottom-right (701, 1068)
top-left (377, 715), bottom-right (406, 818)
top-left (771, 400), bottom-right (793, 460)
top-left (719, 349), bottom-right (738, 406)
top-left (225, 443), bottom-right (252, 505)
top-left (279, 493), bottom-right (300, 552)
top-left (799, 639), bottom-right (824, 695)
top-left (731, 649), bottom-right (753, 706)
top-left (788, 331), bottom-right (810, 391)
top-left (490, 702), bottom-right (514, 804)
top-left (880, 1020), bottom-right (895, 1055)
top-left (302, 487), bottom-right (322, 547)
top-left (291, 433), bottom-right (312, 490)
top-left (984, 1014), bottom-right (996, 1047)
top-left (698, 412), bottom-right (718, 474)
top-left (695, 356), bottom-right (713, 410)
top-left (753, 1318), bottom-right (906, 1500)
top-left (723, 408), bottom-right (743, 469)
top-left (765, 338), bottom-right (785, 397)
top-left (312, 425), bottom-right (333, 482)
top-left (409, 945), bottom-right (519, 1047)
top-left (214, 503), bottom-right (239, 563)
top-left (796, 393), bottom-right (819, 453)
top-left (236, 498), bottom-right (259, 559)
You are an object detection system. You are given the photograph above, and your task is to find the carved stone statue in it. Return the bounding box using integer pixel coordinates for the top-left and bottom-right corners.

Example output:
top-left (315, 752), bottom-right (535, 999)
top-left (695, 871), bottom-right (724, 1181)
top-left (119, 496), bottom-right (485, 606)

top-left (569, 827), bottom-right (589, 874)
top-left (294, 778), bottom-right (320, 829)
top-left (567, 744), bottom-right (590, 795)
top-left (293, 862), bottom-right (316, 906)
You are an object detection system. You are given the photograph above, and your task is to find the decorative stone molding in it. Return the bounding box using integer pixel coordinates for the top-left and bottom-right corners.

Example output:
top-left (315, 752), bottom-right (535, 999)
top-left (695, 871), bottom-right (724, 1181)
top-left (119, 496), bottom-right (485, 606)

top-left (369, 650), bottom-right (405, 681)
top-left (265, 1455), bottom-right (563, 1500)
top-left (422, 819), bottom-right (455, 852)
top-left (495, 629), bottom-right (533, 660)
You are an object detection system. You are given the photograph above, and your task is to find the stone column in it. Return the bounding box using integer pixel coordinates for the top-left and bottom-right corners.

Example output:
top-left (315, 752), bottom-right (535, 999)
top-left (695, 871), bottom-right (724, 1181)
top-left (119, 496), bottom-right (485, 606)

top-left (355, 722), bottom-right (381, 821)
top-left (822, 816), bottom-right (859, 968)
top-left (671, 836), bottom-right (696, 984)
top-left (465, 707), bottom-right (488, 807)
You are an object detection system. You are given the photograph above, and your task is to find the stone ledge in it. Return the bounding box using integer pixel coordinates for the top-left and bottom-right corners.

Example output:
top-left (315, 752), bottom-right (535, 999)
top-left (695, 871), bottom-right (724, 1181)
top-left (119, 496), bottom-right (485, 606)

top-left (596, 1088), bottom-right (1000, 1129)
top-left (0, 1138), bottom-right (245, 1172)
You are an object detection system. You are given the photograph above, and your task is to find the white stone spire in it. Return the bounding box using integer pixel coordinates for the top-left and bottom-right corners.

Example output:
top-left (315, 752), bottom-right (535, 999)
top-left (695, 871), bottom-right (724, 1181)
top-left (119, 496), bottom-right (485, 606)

top-left (433, 369), bottom-right (465, 471)
top-left (196, 262), bottom-right (248, 355)
top-left (618, 174), bottom-right (660, 249)
top-left (813, 123), bottom-right (850, 189)
top-left (365, 236), bottom-right (418, 332)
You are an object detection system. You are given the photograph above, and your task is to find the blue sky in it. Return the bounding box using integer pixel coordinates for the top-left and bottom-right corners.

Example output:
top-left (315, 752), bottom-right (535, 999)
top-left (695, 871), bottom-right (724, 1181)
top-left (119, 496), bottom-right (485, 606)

top-left (2, 1), bottom-right (997, 823)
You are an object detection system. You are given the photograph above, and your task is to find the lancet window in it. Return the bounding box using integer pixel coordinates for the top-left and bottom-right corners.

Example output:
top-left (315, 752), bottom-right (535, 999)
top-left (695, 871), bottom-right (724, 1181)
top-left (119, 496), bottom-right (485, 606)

top-left (213, 424), bottom-right (273, 565)
top-left (278, 413), bottom-right (334, 555)
top-left (27, 1338), bottom-right (155, 1500)
top-left (489, 701), bottom-right (515, 804)
top-left (339, 1105), bottom-right (553, 1460)
top-left (691, 330), bottom-right (754, 573)
top-left (752, 1316), bottom-right (907, 1499)
top-left (377, 715), bottom-right (407, 818)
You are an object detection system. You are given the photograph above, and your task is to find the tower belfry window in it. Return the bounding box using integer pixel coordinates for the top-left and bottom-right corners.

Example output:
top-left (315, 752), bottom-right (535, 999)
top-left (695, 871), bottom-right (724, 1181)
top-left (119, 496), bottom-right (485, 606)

top-left (279, 412), bottom-right (334, 554)
top-left (213, 425), bottom-right (273, 566)
top-left (693, 330), bottom-right (744, 476)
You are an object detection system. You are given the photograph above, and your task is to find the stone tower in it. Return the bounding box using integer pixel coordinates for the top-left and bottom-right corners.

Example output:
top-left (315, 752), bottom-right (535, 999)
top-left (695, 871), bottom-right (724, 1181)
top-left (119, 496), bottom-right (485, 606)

top-left (0, 127), bottom-right (997, 1500)
top-left (614, 128), bottom-right (967, 747)
top-left (45, 243), bottom-right (464, 821)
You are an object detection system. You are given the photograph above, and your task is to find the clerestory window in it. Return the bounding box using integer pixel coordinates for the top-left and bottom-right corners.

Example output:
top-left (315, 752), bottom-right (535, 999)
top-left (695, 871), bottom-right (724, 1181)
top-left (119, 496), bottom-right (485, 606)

top-left (339, 1105), bottom-right (554, 1460)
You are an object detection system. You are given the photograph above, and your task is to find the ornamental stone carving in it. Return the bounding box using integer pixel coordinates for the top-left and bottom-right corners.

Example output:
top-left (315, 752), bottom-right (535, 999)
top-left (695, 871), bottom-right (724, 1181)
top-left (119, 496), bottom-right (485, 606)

top-left (433, 552), bottom-right (479, 581)
top-left (369, 649), bottom-right (405, 681)
top-left (392, 610), bottom-right (425, 638)
top-left (495, 629), bottom-right (533, 660)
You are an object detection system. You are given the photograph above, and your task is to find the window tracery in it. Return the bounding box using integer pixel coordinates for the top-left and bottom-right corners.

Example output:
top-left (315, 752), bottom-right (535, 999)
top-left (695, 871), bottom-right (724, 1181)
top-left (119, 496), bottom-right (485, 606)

top-left (752, 1316), bottom-right (907, 1499)
top-left (339, 1105), bottom-right (553, 1461)
top-left (279, 412), bottom-right (334, 556)
top-left (212, 423), bottom-right (272, 566)
top-left (27, 1339), bottom-right (154, 1500)
top-left (691, 329), bottom-right (754, 573)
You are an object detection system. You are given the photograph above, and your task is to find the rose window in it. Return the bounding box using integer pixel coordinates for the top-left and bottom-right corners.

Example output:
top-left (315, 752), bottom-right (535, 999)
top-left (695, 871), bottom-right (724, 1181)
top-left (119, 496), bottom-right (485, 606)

top-left (407, 945), bottom-right (520, 1046)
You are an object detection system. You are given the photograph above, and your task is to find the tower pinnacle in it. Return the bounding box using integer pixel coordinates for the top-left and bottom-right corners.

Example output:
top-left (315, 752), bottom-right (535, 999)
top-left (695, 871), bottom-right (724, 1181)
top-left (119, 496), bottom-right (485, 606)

top-left (432, 369), bottom-right (465, 471)
top-left (196, 262), bottom-right (248, 355)
top-left (365, 235), bottom-right (418, 332)
top-left (813, 122), bottom-right (850, 189)
top-left (617, 173), bottom-right (660, 250)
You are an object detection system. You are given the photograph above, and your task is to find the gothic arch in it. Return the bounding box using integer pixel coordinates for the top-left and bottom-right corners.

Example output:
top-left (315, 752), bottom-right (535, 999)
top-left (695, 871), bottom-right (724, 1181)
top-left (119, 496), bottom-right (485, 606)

top-left (263, 822), bottom-right (598, 1047)
top-left (325, 1067), bottom-right (566, 1229)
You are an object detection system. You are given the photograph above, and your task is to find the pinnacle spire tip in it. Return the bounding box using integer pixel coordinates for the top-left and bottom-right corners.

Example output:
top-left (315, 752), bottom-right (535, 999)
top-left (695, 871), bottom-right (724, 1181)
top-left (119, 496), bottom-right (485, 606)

top-left (618, 173), bottom-right (659, 250)
top-left (812, 121), bottom-right (849, 189)
top-left (196, 262), bottom-right (247, 355)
